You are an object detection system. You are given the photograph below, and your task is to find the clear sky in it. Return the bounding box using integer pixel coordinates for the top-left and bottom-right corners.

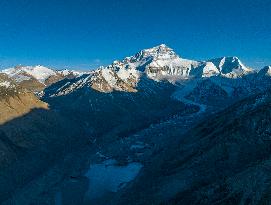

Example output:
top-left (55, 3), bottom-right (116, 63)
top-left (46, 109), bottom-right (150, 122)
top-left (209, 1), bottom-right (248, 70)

top-left (0, 0), bottom-right (270, 70)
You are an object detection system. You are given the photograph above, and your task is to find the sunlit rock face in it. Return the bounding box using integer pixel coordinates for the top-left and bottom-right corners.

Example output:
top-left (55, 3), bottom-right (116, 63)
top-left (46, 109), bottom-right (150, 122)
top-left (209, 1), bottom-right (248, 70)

top-left (0, 73), bottom-right (48, 124)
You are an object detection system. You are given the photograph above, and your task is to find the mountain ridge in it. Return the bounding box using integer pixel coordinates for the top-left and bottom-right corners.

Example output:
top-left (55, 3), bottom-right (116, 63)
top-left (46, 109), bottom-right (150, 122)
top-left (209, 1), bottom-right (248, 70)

top-left (1, 65), bottom-right (85, 92)
top-left (39, 44), bottom-right (270, 106)
top-left (1, 44), bottom-right (269, 95)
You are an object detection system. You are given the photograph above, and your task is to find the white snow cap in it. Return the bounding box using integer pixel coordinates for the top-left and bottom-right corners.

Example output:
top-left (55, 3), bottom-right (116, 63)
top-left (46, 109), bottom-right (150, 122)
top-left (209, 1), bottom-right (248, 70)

top-left (56, 69), bottom-right (83, 76)
top-left (258, 66), bottom-right (271, 76)
top-left (208, 56), bottom-right (253, 78)
top-left (2, 65), bottom-right (57, 83)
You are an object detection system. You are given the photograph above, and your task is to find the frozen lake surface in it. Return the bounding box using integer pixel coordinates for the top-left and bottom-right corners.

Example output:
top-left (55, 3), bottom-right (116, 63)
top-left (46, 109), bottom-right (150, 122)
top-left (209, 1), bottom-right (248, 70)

top-left (84, 159), bottom-right (143, 200)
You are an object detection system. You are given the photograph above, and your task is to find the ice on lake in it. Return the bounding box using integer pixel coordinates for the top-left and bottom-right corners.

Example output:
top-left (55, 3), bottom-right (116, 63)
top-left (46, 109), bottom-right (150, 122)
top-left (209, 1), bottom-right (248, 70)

top-left (84, 159), bottom-right (143, 200)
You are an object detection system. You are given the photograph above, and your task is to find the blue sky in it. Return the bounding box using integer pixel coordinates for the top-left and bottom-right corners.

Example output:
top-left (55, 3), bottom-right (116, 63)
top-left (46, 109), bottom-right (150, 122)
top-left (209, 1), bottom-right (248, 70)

top-left (0, 0), bottom-right (270, 70)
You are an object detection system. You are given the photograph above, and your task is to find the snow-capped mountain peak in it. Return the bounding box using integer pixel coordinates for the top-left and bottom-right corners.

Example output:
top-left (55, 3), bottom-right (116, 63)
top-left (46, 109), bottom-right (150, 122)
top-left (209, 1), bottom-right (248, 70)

top-left (0, 65), bottom-right (85, 92)
top-left (2, 65), bottom-right (57, 84)
top-left (258, 65), bottom-right (271, 76)
top-left (86, 44), bottom-right (202, 92)
top-left (4, 44), bottom-right (265, 97)
top-left (209, 56), bottom-right (253, 78)
top-left (141, 44), bottom-right (178, 59)
top-left (126, 44), bottom-right (179, 64)
top-left (56, 69), bottom-right (84, 77)
top-left (46, 44), bottom-right (261, 95)
top-left (123, 44), bottom-right (201, 80)
top-left (264, 66), bottom-right (271, 75)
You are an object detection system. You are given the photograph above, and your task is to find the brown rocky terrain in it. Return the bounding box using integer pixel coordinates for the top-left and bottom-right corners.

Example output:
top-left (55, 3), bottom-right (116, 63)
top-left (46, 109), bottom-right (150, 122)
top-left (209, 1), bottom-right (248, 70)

top-left (0, 73), bottom-right (87, 202)
top-left (0, 73), bottom-right (48, 124)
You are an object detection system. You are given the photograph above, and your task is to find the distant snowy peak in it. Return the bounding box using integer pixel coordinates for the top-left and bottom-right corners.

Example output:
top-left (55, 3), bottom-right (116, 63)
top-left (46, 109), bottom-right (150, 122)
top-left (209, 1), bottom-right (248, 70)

top-left (258, 66), bottom-right (271, 76)
top-left (123, 44), bottom-right (201, 80)
top-left (209, 57), bottom-right (253, 78)
top-left (56, 69), bottom-right (85, 77)
top-left (0, 66), bottom-right (85, 93)
top-left (123, 45), bottom-right (255, 80)
top-left (131, 44), bottom-right (179, 62)
top-left (2, 66), bottom-right (84, 85)
top-left (2, 65), bottom-right (57, 84)
top-left (88, 44), bottom-right (191, 92)
top-left (190, 62), bottom-right (220, 78)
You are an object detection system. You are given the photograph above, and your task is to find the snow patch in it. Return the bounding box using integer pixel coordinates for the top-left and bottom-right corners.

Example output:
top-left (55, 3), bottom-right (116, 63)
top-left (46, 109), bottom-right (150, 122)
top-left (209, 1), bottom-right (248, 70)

top-left (0, 81), bottom-right (12, 88)
top-left (101, 69), bottom-right (117, 87)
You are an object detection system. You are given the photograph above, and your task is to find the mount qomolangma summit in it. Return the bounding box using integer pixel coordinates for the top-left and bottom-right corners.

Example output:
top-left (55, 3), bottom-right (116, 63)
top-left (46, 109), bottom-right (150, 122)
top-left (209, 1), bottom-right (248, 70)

top-left (0, 44), bottom-right (271, 205)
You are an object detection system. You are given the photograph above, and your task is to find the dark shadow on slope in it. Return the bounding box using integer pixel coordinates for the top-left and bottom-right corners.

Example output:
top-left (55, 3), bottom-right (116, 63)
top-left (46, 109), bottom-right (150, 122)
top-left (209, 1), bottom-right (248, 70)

top-left (42, 76), bottom-right (200, 141)
top-left (0, 107), bottom-right (88, 203)
top-left (0, 76), bottom-right (200, 204)
top-left (116, 89), bottom-right (271, 205)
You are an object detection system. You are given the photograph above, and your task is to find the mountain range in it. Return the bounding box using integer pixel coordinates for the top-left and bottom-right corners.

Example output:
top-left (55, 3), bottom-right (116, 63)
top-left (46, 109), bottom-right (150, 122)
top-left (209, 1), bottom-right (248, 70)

top-left (2, 44), bottom-right (270, 97)
top-left (1, 65), bottom-right (83, 93)
top-left (0, 44), bottom-right (271, 205)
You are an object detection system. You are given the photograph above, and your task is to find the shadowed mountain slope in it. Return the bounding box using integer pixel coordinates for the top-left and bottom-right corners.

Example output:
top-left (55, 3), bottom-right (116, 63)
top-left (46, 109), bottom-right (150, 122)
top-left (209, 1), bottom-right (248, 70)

top-left (0, 107), bottom-right (88, 203)
top-left (43, 76), bottom-right (198, 139)
top-left (115, 89), bottom-right (271, 205)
